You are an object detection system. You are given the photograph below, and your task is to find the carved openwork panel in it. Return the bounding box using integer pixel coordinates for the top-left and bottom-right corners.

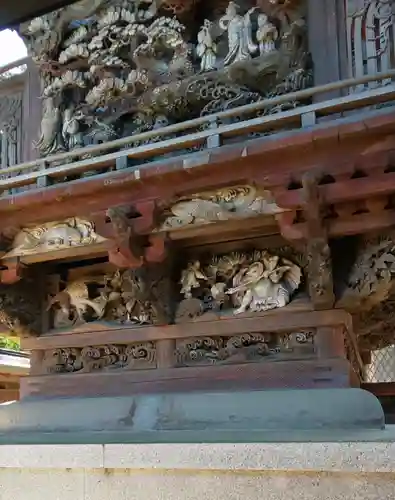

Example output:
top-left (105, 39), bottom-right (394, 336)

top-left (0, 92), bottom-right (22, 173)
top-left (347, 0), bottom-right (395, 89)
top-left (177, 248), bottom-right (304, 321)
top-left (175, 330), bottom-right (316, 366)
top-left (41, 341), bottom-right (156, 374)
top-left (48, 266), bottom-right (173, 330)
top-left (19, 0), bottom-right (311, 164)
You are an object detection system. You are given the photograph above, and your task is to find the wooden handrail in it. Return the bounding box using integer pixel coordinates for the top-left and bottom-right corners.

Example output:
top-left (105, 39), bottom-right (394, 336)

top-left (2, 82), bottom-right (395, 189)
top-left (0, 68), bottom-right (395, 180)
top-left (0, 56), bottom-right (29, 75)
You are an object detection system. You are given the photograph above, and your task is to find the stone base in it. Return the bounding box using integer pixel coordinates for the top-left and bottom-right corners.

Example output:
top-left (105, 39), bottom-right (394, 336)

top-left (0, 388), bottom-right (385, 444)
top-left (1, 440), bottom-right (395, 499)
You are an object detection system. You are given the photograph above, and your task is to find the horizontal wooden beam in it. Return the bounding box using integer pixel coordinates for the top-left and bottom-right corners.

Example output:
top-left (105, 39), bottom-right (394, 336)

top-left (22, 305), bottom-right (352, 351)
top-left (20, 358), bottom-right (352, 400)
top-left (276, 171), bottom-right (395, 209)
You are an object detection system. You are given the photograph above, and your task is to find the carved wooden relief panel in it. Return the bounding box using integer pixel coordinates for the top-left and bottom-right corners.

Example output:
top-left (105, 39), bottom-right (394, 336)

top-left (175, 330), bottom-right (315, 366)
top-left (0, 92), bottom-right (23, 173)
top-left (42, 341), bottom-right (157, 374)
top-left (157, 185), bottom-right (287, 231)
top-left (19, 0), bottom-right (311, 164)
top-left (346, 0), bottom-right (395, 89)
top-left (4, 217), bottom-right (107, 259)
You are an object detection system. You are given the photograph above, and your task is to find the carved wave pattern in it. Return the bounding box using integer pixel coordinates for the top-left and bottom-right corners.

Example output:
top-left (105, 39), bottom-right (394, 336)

top-left (175, 330), bottom-right (315, 366)
top-left (43, 342), bottom-right (157, 374)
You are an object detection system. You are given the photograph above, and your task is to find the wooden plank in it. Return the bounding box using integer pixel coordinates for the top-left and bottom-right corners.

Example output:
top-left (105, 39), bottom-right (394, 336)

top-left (315, 326), bottom-right (346, 358)
top-left (20, 358), bottom-right (352, 400)
top-left (21, 307), bottom-right (352, 350)
top-left (0, 389), bottom-right (19, 402)
top-left (362, 382), bottom-right (395, 397)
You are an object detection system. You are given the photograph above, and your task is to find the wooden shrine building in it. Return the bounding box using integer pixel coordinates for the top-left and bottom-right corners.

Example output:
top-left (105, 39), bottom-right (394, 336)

top-left (0, 0), bottom-right (394, 412)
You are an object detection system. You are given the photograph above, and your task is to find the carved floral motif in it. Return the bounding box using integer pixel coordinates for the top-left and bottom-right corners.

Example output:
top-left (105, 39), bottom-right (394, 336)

top-left (175, 330), bottom-right (315, 366)
top-left (176, 249), bottom-right (302, 321)
top-left (42, 341), bottom-right (156, 374)
top-left (158, 185), bottom-right (286, 231)
top-left (5, 218), bottom-right (105, 258)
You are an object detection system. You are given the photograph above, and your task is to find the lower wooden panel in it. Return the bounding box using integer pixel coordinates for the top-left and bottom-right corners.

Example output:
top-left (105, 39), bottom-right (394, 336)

top-left (21, 358), bottom-right (354, 400)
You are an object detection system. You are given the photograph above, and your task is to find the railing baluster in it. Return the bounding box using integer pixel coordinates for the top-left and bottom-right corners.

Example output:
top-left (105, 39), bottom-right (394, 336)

top-left (115, 155), bottom-right (128, 170)
top-left (206, 117), bottom-right (221, 149)
top-left (36, 161), bottom-right (48, 189)
top-left (301, 111), bottom-right (317, 128)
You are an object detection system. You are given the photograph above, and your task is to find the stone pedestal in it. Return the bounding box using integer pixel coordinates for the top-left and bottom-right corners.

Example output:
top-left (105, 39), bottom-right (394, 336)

top-left (0, 388), bottom-right (392, 499)
top-left (1, 439), bottom-right (395, 499)
top-left (0, 388), bottom-right (385, 443)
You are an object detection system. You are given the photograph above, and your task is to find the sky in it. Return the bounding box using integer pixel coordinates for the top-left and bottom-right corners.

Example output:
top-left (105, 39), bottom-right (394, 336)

top-left (0, 29), bottom-right (27, 67)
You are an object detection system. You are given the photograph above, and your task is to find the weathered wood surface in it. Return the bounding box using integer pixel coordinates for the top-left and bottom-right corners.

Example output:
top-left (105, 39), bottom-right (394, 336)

top-left (21, 304), bottom-right (352, 351)
top-left (20, 358), bottom-right (353, 400)
top-left (2, 82), bottom-right (395, 189)
top-left (0, 108), bottom-right (394, 234)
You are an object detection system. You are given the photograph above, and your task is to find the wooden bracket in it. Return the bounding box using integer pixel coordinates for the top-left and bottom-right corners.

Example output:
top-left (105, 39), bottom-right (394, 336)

top-left (302, 172), bottom-right (335, 310)
top-left (93, 201), bottom-right (167, 268)
top-left (0, 257), bottom-right (25, 284)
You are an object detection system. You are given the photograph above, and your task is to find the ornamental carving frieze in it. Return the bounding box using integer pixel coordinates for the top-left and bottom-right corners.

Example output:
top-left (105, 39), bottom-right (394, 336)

top-left (42, 341), bottom-right (156, 374)
top-left (175, 330), bottom-right (315, 366)
top-left (157, 185), bottom-right (287, 231)
top-left (19, 0), bottom-right (312, 162)
top-left (4, 218), bottom-right (106, 258)
top-left (176, 248), bottom-right (303, 321)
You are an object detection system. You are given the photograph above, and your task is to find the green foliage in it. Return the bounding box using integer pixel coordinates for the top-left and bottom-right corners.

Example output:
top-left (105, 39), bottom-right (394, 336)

top-left (0, 336), bottom-right (20, 351)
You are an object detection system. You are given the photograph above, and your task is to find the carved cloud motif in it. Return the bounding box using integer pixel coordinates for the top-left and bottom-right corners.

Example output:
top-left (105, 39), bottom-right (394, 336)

top-left (5, 218), bottom-right (106, 258)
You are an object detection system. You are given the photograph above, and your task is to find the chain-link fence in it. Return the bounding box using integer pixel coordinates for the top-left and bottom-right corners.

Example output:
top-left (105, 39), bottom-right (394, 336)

top-left (365, 344), bottom-right (395, 382)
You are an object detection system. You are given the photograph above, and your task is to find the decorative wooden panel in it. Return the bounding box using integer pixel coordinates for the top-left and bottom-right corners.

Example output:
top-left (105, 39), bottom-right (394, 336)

top-left (347, 0), bottom-right (395, 90)
top-left (0, 91), bottom-right (22, 172)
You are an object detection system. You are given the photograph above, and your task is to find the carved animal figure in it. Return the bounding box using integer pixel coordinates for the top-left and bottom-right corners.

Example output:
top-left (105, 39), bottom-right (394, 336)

top-left (47, 278), bottom-right (106, 324)
top-left (10, 219), bottom-right (96, 255)
top-left (227, 253), bottom-right (301, 314)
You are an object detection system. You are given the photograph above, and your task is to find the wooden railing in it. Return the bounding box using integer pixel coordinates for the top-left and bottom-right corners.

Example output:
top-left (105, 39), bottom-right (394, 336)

top-left (1, 67), bottom-right (395, 193)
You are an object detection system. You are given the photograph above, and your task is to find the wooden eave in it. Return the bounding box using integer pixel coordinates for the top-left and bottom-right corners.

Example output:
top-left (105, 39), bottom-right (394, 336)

top-left (0, 106), bottom-right (395, 238)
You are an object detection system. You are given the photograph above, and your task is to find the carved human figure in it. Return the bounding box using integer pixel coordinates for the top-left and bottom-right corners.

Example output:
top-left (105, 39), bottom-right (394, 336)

top-left (219, 2), bottom-right (257, 65)
top-left (256, 12), bottom-right (278, 54)
top-left (62, 107), bottom-right (85, 150)
top-left (196, 19), bottom-right (217, 72)
top-left (35, 97), bottom-right (63, 156)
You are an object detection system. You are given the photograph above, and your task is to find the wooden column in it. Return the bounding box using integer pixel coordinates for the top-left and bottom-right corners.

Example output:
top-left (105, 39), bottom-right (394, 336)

top-left (22, 59), bottom-right (41, 163)
top-left (308, 0), bottom-right (347, 101)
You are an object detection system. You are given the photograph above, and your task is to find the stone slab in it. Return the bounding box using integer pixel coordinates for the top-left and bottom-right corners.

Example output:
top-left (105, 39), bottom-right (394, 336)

top-left (0, 388), bottom-right (384, 445)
